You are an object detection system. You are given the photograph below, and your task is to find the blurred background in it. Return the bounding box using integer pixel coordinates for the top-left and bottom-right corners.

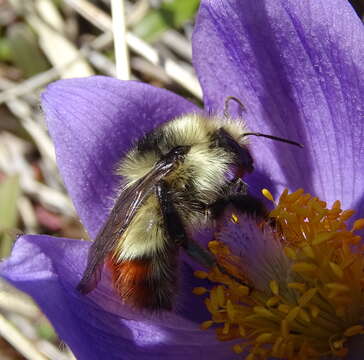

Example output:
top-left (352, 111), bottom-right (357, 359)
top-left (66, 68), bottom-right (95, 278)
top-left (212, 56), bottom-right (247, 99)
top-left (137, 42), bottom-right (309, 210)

top-left (0, 0), bottom-right (362, 359)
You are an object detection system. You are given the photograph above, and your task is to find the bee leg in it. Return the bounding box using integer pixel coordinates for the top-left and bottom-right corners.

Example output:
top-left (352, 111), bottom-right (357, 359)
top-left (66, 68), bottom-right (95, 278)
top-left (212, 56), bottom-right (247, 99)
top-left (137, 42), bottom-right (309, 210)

top-left (226, 177), bottom-right (248, 195)
top-left (156, 180), bottom-right (254, 289)
top-left (210, 193), bottom-right (268, 221)
top-left (156, 180), bottom-right (216, 269)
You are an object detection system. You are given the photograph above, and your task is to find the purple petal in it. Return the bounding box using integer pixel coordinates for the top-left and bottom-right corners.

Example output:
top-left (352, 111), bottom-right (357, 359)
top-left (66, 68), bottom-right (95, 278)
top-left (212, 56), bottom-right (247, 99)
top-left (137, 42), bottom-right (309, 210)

top-left (193, 0), bottom-right (364, 216)
top-left (347, 335), bottom-right (364, 360)
top-left (0, 235), bottom-right (237, 360)
top-left (42, 76), bottom-right (199, 238)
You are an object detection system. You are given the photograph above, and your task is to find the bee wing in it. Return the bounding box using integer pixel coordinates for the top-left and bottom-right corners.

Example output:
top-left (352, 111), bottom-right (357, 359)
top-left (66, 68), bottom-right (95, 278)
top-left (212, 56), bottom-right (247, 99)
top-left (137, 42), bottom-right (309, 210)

top-left (77, 158), bottom-right (175, 294)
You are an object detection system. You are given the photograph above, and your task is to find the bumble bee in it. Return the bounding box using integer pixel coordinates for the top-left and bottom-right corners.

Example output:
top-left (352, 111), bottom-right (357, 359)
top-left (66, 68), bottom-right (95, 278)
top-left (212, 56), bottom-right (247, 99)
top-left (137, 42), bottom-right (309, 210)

top-left (77, 97), bottom-right (302, 311)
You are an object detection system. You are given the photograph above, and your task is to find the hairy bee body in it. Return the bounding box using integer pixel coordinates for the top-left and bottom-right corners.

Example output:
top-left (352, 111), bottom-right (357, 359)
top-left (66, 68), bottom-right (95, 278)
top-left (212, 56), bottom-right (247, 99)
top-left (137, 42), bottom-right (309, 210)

top-left (101, 114), bottom-right (253, 310)
top-left (77, 111), bottom-right (270, 311)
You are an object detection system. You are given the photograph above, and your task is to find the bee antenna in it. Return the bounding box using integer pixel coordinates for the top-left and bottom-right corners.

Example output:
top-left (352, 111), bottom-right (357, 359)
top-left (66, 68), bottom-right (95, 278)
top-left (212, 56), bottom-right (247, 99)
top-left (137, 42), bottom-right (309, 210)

top-left (240, 132), bottom-right (304, 148)
top-left (223, 96), bottom-right (246, 118)
top-left (223, 96), bottom-right (303, 148)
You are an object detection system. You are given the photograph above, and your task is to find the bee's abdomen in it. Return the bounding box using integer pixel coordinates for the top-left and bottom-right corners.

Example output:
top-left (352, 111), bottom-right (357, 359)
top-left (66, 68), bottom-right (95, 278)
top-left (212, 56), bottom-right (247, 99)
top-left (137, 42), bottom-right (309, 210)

top-left (107, 253), bottom-right (177, 311)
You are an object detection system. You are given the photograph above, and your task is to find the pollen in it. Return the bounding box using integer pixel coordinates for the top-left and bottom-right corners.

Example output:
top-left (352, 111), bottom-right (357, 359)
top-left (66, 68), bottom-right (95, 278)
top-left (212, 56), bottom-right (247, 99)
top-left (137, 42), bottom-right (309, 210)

top-left (194, 189), bottom-right (364, 359)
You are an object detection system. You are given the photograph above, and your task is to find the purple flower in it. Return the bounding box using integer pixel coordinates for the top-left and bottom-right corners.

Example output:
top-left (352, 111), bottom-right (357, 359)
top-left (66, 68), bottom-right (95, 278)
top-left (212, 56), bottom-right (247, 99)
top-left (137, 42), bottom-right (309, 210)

top-left (1, 0), bottom-right (363, 359)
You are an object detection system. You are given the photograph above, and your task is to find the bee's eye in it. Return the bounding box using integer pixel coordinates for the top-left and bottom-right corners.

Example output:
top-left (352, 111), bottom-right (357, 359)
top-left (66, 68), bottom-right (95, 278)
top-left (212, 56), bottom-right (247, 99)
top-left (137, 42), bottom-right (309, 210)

top-left (173, 145), bottom-right (191, 157)
top-left (168, 146), bottom-right (191, 162)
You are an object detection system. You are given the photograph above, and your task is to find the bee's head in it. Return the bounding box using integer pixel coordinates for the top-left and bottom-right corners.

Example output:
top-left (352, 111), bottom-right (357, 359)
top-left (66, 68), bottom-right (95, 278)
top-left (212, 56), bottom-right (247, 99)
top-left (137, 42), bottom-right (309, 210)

top-left (160, 145), bottom-right (191, 171)
top-left (214, 128), bottom-right (254, 175)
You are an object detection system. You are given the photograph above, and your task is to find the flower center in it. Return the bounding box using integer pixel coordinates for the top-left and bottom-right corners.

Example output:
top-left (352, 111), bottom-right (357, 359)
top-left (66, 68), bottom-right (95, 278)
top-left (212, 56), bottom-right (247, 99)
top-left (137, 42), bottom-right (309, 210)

top-left (194, 189), bottom-right (364, 359)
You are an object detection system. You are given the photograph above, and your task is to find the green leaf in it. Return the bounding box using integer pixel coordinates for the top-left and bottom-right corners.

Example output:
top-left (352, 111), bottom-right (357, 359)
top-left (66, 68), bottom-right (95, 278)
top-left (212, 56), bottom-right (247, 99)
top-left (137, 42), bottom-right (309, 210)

top-left (7, 23), bottom-right (50, 77)
top-left (133, 0), bottom-right (199, 42)
top-left (162, 0), bottom-right (200, 27)
top-left (0, 38), bottom-right (12, 61)
top-left (133, 11), bottom-right (168, 42)
top-left (0, 175), bottom-right (20, 258)
top-left (37, 320), bottom-right (57, 341)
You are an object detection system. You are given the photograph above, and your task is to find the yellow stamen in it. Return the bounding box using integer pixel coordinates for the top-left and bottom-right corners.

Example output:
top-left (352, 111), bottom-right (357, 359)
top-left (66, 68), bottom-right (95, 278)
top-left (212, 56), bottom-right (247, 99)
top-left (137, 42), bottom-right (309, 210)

top-left (308, 304), bottom-right (320, 318)
top-left (201, 320), bottom-right (214, 330)
top-left (340, 209), bottom-right (355, 221)
top-left (284, 247), bottom-right (297, 260)
top-left (278, 304), bottom-right (290, 314)
top-left (299, 308), bottom-right (310, 323)
top-left (236, 285), bottom-right (250, 296)
top-left (194, 189), bottom-right (364, 359)
top-left (302, 245), bottom-right (315, 258)
top-left (352, 218), bottom-right (364, 231)
top-left (312, 232), bottom-right (336, 245)
top-left (344, 325), bottom-right (364, 337)
top-left (233, 344), bottom-right (244, 354)
top-left (193, 287), bottom-right (208, 295)
top-left (231, 213), bottom-right (239, 223)
top-left (269, 280), bottom-right (279, 296)
top-left (291, 262), bottom-right (318, 273)
top-left (325, 283), bottom-right (350, 292)
top-left (286, 306), bottom-right (300, 322)
top-left (266, 296), bottom-right (280, 307)
top-left (298, 288), bottom-right (317, 307)
top-left (329, 262), bottom-right (344, 279)
top-left (256, 333), bottom-right (273, 343)
top-left (253, 306), bottom-right (276, 319)
top-left (262, 188), bottom-right (274, 202)
top-left (194, 270), bottom-right (208, 279)
top-left (287, 282), bottom-right (306, 293)
top-left (286, 188), bottom-right (304, 202)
